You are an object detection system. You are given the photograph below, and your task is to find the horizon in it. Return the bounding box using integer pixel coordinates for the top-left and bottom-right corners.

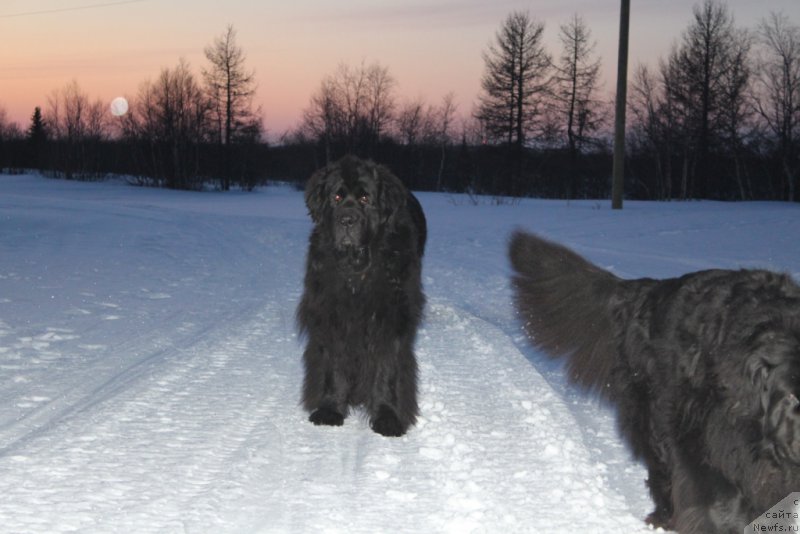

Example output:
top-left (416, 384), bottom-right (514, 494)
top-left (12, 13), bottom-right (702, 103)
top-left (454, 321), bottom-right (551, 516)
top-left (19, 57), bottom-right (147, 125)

top-left (2, 0), bottom-right (798, 140)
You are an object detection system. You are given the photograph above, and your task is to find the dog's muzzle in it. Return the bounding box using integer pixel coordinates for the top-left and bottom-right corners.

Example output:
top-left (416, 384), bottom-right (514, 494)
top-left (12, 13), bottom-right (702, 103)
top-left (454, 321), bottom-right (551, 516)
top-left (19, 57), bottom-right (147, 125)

top-left (334, 208), bottom-right (364, 247)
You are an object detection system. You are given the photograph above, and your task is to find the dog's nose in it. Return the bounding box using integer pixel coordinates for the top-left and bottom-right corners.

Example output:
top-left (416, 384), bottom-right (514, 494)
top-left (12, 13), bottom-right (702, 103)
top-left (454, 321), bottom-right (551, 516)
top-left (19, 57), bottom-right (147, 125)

top-left (339, 214), bottom-right (355, 227)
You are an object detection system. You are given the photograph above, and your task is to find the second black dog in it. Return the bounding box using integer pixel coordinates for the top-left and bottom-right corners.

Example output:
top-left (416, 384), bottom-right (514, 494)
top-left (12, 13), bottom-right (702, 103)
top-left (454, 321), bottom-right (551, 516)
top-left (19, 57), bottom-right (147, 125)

top-left (509, 231), bottom-right (800, 533)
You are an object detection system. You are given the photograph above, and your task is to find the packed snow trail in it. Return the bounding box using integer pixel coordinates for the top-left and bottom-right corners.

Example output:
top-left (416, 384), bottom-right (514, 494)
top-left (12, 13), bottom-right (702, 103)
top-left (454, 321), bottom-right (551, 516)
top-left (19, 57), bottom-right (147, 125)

top-left (1, 175), bottom-right (797, 532)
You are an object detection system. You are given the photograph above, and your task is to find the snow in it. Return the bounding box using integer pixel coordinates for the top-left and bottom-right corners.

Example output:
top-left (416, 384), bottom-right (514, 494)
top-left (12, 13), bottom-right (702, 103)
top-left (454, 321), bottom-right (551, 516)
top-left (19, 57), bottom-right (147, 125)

top-left (0, 174), bottom-right (798, 533)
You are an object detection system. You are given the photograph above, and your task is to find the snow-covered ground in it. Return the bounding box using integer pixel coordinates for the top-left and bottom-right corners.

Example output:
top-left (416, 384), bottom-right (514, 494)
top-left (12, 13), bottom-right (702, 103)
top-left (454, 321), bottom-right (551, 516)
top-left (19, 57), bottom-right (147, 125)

top-left (0, 174), bottom-right (797, 533)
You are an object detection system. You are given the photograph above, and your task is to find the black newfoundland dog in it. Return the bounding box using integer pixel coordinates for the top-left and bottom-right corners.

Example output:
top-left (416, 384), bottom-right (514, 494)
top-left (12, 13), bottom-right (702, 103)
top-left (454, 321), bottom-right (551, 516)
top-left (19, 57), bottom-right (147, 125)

top-left (509, 231), bottom-right (800, 533)
top-left (296, 156), bottom-right (426, 437)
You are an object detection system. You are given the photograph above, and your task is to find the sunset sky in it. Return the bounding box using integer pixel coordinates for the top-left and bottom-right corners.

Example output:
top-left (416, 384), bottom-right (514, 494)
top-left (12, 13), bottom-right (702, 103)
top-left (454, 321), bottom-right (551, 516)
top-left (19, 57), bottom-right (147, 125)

top-left (2, 0), bottom-right (798, 139)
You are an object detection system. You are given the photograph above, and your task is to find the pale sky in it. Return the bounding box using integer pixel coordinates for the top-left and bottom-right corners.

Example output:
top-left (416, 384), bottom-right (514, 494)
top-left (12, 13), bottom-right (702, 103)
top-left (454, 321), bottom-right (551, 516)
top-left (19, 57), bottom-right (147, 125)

top-left (2, 0), bottom-right (798, 139)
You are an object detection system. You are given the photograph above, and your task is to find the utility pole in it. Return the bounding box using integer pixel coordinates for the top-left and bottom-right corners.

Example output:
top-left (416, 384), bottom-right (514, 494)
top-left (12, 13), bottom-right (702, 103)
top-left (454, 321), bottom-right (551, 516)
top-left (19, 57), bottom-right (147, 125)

top-left (611, 0), bottom-right (630, 210)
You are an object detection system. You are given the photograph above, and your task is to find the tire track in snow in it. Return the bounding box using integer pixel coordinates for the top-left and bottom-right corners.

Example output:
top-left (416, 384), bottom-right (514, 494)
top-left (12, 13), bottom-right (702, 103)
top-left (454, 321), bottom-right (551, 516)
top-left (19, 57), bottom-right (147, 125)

top-left (1, 256), bottom-right (649, 531)
top-left (0, 293), bottom-right (270, 459)
top-left (0, 297), bottom-right (302, 533)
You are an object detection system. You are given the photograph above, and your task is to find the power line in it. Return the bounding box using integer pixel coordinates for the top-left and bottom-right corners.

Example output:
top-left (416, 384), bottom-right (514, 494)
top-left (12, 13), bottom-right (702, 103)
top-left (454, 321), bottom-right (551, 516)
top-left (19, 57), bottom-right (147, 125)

top-left (0, 0), bottom-right (147, 19)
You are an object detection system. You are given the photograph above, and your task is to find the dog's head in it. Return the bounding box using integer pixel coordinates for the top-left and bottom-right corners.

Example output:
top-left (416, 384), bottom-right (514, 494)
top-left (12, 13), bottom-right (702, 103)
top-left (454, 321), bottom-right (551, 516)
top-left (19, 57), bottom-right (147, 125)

top-left (304, 155), bottom-right (406, 271)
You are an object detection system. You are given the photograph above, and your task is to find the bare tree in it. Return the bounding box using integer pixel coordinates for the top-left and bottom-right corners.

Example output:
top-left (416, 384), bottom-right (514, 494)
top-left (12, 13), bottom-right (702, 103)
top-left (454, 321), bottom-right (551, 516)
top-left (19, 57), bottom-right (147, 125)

top-left (0, 106), bottom-right (23, 170)
top-left (433, 93), bottom-right (459, 191)
top-left (203, 25), bottom-right (262, 190)
top-left (552, 14), bottom-right (603, 155)
top-left (551, 13), bottom-right (605, 198)
top-left (754, 12), bottom-right (800, 201)
top-left (302, 76), bottom-right (343, 161)
top-left (665, 0), bottom-right (750, 198)
top-left (364, 63), bottom-right (396, 149)
top-left (477, 11), bottom-right (551, 148)
top-left (46, 80), bottom-right (108, 179)
top-left (718, 32), bottom-right (753, 200)
top-left (394, 98), bottom-right (429, 146)
top-left (0, 107), bottom-right (21, 140)
top-left (301, 61), bottom-right (397, 160)
top-left (48, 81), bottom-right (86, 147)
top-left (629, 64), bottom-right (672, 199)
top-left (129, 59), bottom-right (210, 189)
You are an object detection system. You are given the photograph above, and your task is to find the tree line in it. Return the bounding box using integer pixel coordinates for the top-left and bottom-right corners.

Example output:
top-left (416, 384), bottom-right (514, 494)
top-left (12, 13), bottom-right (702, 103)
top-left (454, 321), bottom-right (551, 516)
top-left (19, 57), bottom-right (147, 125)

top-left (0, 25), bottom-right (264, 191)
top-left (0, 1), bottom-right (798, 201)
top-left (627, 5), bottom-right (799, 201)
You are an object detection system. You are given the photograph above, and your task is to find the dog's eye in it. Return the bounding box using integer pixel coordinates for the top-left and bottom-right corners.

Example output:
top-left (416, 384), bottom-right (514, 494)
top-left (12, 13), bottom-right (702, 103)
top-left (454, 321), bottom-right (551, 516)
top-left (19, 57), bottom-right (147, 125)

top-left (358, 194), bottom-right (370, 205)
top-left (334, 193), bottom-right (343, 203)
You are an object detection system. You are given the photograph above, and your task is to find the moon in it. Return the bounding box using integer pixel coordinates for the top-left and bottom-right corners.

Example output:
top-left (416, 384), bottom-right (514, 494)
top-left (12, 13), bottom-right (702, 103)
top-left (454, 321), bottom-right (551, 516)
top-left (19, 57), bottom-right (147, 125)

top-left (110, 96), bottom-right (129, 117)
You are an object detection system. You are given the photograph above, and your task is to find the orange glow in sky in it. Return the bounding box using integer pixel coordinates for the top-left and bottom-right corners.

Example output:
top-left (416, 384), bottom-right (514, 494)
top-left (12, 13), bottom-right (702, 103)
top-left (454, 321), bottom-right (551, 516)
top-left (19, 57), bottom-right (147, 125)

top-left (2, 0), bottom-right (798, 139)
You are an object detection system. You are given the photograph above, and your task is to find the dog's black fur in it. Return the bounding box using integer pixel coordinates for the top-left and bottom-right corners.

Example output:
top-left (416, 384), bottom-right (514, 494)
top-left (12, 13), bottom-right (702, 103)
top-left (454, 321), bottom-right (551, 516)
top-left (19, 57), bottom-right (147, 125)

top-left (509, 231), bottom-right (800, 533)
top-left (297, 156), bottom-right (426, 437)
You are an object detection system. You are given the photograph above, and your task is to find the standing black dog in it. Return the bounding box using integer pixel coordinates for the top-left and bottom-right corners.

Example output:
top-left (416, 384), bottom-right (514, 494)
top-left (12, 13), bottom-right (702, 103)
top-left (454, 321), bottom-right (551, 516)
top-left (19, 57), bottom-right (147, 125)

top-left (509, 231), bottom-right (800, 533)
top-left (296, 156), bottom-right (426, 437)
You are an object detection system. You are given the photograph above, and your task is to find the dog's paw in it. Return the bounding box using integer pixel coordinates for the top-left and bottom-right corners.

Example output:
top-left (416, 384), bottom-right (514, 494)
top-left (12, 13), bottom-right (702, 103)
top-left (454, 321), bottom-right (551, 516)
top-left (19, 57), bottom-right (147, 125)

top-left (370, 406), bottom-right (406, 437)
top-left (645, 509), bottom-right (673, 530)
top-left (309, 406), bottom-right (344, 426)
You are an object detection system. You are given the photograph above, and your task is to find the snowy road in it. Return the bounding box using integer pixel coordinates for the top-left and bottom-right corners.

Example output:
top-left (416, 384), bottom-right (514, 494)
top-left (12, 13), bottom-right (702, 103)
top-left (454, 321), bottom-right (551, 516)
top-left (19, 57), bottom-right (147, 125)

top-left (1, 175), bottom-right (797, 532)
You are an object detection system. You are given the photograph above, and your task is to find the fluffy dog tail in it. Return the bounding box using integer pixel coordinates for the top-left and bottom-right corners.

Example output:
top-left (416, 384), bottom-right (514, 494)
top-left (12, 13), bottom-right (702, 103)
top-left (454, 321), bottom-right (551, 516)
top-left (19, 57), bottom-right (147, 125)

top-left (509, 231), bottom-right (624, 398)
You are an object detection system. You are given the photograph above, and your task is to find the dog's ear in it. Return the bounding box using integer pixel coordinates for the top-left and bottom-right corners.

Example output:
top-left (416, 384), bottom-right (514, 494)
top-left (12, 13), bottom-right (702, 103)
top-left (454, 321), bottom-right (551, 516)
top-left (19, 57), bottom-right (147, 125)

top-left (375, 165), bottom-right (407, 220)
top-left (304, 168), bottom-right (328, 223)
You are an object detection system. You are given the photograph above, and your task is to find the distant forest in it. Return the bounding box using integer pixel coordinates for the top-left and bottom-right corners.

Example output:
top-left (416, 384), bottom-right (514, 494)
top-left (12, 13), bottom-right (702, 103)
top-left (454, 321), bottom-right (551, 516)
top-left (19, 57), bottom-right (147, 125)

top-left (0, 1), bottom-right (798, 201)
